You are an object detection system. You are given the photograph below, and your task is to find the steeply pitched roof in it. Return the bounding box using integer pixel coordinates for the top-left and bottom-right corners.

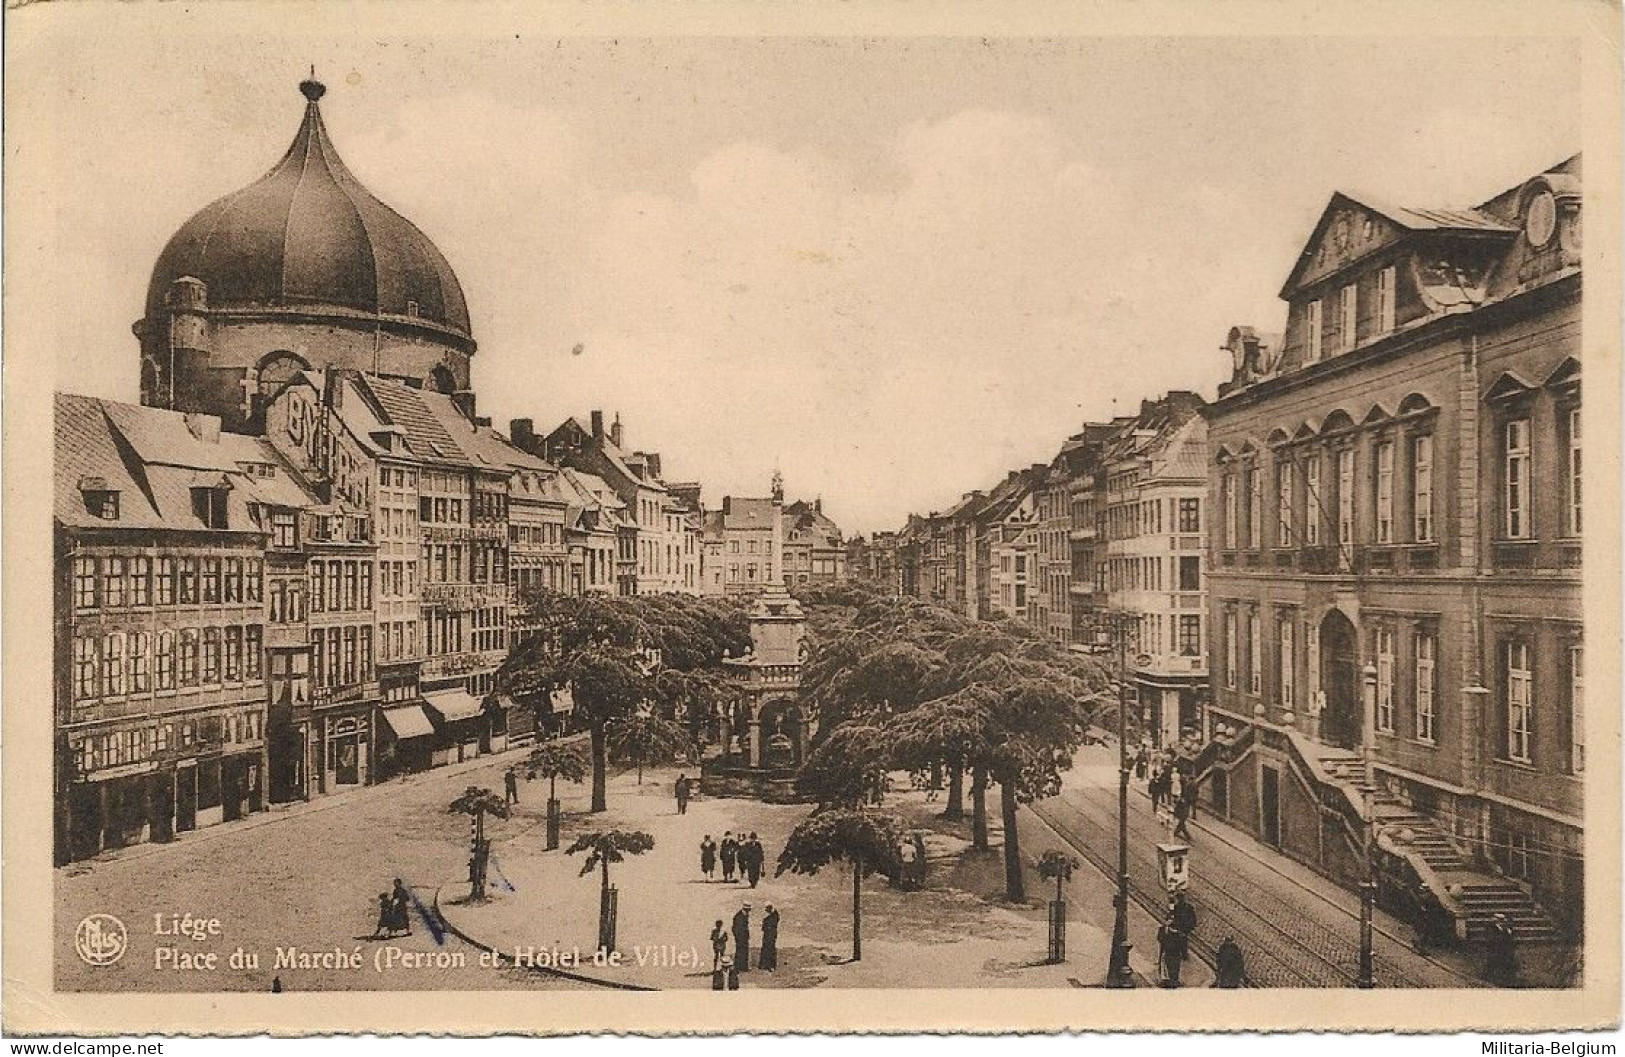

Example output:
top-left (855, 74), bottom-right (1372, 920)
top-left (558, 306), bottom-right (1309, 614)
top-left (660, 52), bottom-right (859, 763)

top-left (55, 394), bottom-right (267, 534)
top-left (721, 497), bottom-right (778, 530)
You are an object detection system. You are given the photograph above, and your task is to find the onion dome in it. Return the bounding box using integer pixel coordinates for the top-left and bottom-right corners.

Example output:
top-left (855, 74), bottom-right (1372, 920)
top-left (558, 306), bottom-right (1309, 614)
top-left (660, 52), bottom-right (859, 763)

top-left (145, 76), bottom-right (471, 340)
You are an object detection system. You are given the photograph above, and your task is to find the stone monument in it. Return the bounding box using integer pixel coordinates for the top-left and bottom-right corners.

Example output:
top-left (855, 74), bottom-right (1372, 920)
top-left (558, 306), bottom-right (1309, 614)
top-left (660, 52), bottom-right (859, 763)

top-left (701, 584), bottom-right (814, 802)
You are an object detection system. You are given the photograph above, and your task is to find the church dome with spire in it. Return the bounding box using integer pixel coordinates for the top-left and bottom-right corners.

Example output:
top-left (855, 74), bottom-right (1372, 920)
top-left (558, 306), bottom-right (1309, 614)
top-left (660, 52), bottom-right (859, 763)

top-left (136, 76), bottom-right (478, 432)
top-left (147, 76), bottom-right (470, 338)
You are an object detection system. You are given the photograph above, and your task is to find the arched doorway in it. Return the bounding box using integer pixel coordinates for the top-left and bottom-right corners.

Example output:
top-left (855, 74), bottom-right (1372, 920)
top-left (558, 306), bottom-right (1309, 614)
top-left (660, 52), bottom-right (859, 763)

top-left (756, 698), bottom-right (805, 769)
top-left (1319, 609), bottom-right (1361, 749)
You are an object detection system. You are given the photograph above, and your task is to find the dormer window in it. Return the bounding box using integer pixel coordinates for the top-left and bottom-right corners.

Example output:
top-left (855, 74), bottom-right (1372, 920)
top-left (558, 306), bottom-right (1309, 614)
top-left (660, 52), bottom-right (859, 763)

top-left (191, 485), bottom-right (229, 529)
top-left (78, 477), bottom-right (120, 520)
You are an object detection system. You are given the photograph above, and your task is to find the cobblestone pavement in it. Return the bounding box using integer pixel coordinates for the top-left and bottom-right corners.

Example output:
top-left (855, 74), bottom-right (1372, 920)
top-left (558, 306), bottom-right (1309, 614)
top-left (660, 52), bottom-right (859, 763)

top-left (1032, 742), bottom-right (1485, 989)
top-left (55, 747), bottom-right (577, 993)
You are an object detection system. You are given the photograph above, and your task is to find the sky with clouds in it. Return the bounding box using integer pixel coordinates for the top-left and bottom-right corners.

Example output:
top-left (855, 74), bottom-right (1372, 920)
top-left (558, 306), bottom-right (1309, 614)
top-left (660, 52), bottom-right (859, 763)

top-left (11, 14), bottom-right (1580, 534)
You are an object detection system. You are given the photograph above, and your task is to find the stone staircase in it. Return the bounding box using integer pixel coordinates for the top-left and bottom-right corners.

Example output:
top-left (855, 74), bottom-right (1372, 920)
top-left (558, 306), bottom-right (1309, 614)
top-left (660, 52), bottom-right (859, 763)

top-left (1311, 748), bottom-right (1558, 943)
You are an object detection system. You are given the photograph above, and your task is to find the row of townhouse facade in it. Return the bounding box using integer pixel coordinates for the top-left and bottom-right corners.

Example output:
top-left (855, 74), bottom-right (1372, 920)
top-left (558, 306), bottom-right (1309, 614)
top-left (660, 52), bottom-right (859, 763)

top-left (54, 380), bottom-right (736, 862)
top-left (56, 76), bottom-right (803, 863)
top-left (877, 154), bottom-right (1586, 937)
top-left (885, 395), bottom-right (1210, 748)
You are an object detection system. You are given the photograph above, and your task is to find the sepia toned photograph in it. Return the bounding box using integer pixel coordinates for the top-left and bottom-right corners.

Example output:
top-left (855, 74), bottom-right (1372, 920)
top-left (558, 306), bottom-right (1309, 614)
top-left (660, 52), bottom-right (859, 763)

top-left (3, 0), bottom-right (1620, 1038)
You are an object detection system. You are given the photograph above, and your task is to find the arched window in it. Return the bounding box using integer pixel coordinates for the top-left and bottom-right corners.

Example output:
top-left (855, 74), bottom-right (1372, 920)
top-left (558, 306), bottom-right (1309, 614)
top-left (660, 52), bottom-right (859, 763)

top-left (428, 365), bottom-right (457, 394)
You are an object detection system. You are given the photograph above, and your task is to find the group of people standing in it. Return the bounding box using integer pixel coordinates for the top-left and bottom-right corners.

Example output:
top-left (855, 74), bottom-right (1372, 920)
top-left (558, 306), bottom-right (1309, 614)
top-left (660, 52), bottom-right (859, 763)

top-left (710, 902), bottom-right (782, 975)
top-left (370, 879), bottom-right (414, 940)
top-left (1156, 891), bottom-right (1202, 987)
top-left (700, 831), bottom-right (769, 887)
top-left (1138, 746), bottom-right (1199, 840)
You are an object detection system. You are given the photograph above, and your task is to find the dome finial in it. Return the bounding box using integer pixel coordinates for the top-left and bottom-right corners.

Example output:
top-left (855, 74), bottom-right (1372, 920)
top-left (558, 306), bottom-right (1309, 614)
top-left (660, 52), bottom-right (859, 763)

top-left (299, 67), bottom-right (326, 103)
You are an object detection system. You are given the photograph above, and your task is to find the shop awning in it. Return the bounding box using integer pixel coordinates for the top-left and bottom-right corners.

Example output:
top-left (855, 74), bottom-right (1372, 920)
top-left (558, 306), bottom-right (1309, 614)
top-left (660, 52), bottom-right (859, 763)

top-left (381, 704), bottom-right (436, 740)
top-left (424, 687), bottom-right (488, 723)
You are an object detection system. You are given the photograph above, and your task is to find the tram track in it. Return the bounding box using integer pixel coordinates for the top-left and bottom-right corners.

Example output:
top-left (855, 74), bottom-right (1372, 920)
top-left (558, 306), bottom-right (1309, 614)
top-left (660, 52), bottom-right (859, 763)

top-left (1031, 785), bottom-right (1479, 988)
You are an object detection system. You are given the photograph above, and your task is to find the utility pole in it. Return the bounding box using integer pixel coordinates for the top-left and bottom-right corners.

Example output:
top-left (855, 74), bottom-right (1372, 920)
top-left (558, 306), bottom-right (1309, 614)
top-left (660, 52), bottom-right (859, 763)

top-left (1358, 661), bottom-right (1378, 988)
top-left (1106, 609), bottom-right (1136, 987)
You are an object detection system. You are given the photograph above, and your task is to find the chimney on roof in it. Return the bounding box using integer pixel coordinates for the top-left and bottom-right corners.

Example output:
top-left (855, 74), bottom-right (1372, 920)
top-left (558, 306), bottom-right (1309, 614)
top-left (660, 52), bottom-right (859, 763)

top-left (510, 418), bottom-right (535, 452)
top-left (723, 496), bottom-right (732, 516)
top-left (610, 413), bottom-right (624, 450)
top-left (645, 452), bottom-right (661, 479)
top-left (591, 410), bottom-right (605, 441)
top-left (451, 390), bottom-right (477, 423)
top-left (475, 415), bottom-right (492, 428)
top-left (184, 412), bottom-right (220, 445)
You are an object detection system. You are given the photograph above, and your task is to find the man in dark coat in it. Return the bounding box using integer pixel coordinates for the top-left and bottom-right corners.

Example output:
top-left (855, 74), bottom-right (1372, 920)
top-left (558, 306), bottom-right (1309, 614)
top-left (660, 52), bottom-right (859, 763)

top-left (721, 832), bottom-right (738, 882)
top-left (1171, 892), bottom-right (1198, 939)
top-left (1485, 913), bottom-right (1519, 986)
top-left (675, 774), bottom-right (691, 815)
top-left (1214, 936), bottom-right (1246, 987)
top-left (744, 832), bottom-right (763, 888)
top-left (759, 904), bottom-right (781, 971)
top-left (1173, 791), bottom-right (1194, 840)
top-left (732, 904), bottom-right (753, 972)
top-left (1149, 766), bottom-right (1169, 814)
top-left (504, 768), bottom-right (519, 805)
top-left (1157, 922), bottom-right (1185, 987)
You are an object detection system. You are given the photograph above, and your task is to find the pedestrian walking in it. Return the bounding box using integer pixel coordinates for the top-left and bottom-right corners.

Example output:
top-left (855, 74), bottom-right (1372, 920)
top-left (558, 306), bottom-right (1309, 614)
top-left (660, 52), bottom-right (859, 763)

top-left (710, 920), bottom-right (729, 971)
top-left (504, 768), bottom-right (519, 805)
top-left (392, 879), bottom-right (413, 936)
top-left (759, 904), bottom-right (780, 971)
top-left (744, 832), bottom-right (763, 888)
top-left (701, 835), bottom-right (718, 880)
top-left (1214, 936), bottom-right (1246, 987)
top-left (1485, 913), bottom-right (1519, 986)
top-left (1134, 746), bottom-right (1149, 781)
top-left (675, 773), bottom-right (692, 815)
top-left (732, 905), bottom-right (753, 972)
top-left (721, 831), bottom-right (738, 882)
top-left (1407, 882), bottom-right (1434, 955)
top-left (372, 893), bottom-right (394, 939)
top-left (1149, 766), bottom-right (1168, 814)
top-left (1173, 792), bottom-right (1193, 840)
top-left (1171, 892), bottom-right (1198, 939)
top-left (911, 832), bottom-right (929, 887)
top-left (1157, 922), bottom-right (1185, 987)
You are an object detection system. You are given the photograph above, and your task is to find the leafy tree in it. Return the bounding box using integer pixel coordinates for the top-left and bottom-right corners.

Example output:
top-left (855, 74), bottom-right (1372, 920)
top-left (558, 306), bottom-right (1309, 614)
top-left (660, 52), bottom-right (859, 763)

top-left (775, 808), bottom-right (905, 961)
top-left (501, 591), bottom-right (744, 812)
top-left (794, 716), bottom-right (893, 807)
top-left (566, 829), bottom-right (656, 952)
top-left (792, 592), bottom-right (1108, 902)
top-left (524, 739), bottom-right (590, 804)
top-left (447, 786), bottom-right (510, 900)
top-left (606, 711), bottom-right (692, 784)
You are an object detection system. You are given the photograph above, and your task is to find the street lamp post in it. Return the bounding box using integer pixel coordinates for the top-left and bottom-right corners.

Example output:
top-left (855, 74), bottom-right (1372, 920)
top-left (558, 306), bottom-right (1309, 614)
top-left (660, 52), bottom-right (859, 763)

top-left (1103, 611), bottom-right (1136, 988)
top-left (1357, 660), bottom-right (1379, 989)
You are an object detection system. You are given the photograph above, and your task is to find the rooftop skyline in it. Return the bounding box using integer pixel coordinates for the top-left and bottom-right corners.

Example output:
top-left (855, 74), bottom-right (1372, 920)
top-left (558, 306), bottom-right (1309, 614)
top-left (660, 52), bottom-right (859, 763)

top-left (11, 11), bottom-right (1580, 534)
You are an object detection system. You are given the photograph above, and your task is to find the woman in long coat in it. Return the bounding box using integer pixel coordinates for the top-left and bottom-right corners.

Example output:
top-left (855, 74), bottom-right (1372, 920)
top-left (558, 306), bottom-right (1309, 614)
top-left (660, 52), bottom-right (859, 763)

top-left (759, 905), bottom-right (781, 971)
top-left (700, 835), bottom-right (718, 880)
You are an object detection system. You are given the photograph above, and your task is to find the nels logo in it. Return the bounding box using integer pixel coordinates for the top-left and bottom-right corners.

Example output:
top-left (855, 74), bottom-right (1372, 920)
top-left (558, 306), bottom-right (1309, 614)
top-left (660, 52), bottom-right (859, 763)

top-left (74, 914), bottom-right (128, 966)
